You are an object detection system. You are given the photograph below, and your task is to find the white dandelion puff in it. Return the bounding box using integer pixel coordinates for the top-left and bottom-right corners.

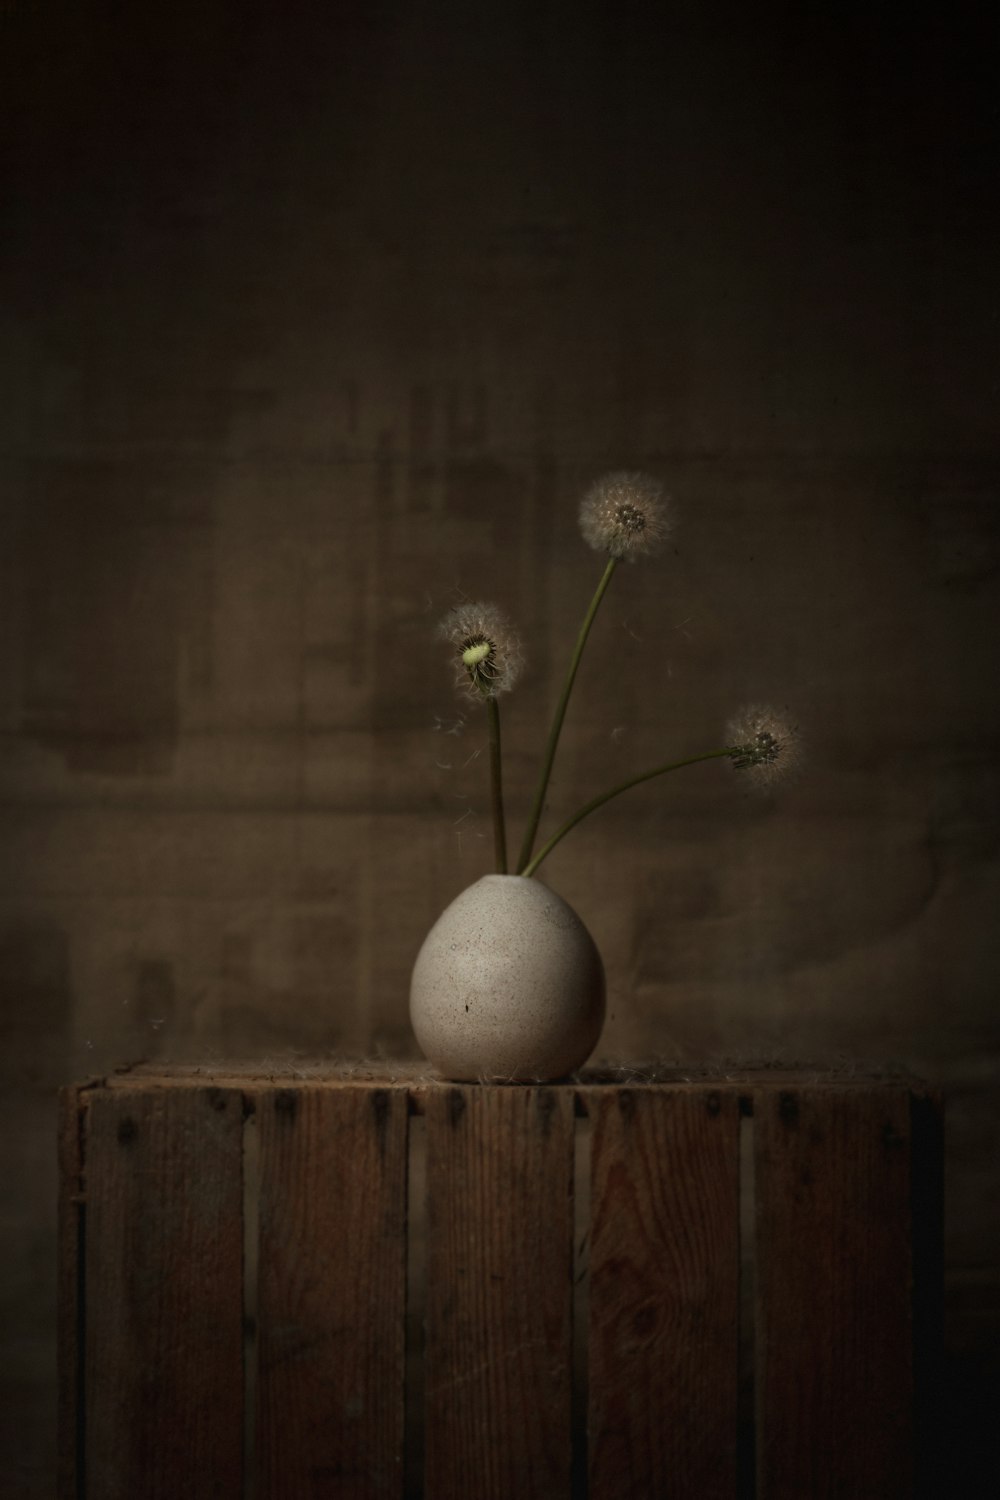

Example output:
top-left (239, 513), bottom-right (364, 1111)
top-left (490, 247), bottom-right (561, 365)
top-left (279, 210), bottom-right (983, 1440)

top-left (438, 601), bottom-right (524, 700)
top-left (726, 704), bottom-right (802, 791)
top-left (578, 471), bottom-right (672, 562)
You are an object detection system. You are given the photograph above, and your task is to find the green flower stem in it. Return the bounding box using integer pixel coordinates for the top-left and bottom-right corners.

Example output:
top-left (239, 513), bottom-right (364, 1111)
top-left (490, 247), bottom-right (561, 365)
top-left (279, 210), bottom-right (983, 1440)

top-left (520, 747), bottom-right (735, 879)
top-left (516, 556), bottom-right (619, 873)
top-left (486, 695), bottom-right (508, 873)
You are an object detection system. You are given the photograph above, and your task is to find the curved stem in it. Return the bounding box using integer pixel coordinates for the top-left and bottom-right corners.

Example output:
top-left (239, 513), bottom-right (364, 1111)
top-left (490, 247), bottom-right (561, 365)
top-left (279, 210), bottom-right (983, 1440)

top-left (520, 747), bottom-right (735, 878)
top-left (516, 557), bottom-right (618, 873)
top-left (486, 695), bottom-right (507, 873)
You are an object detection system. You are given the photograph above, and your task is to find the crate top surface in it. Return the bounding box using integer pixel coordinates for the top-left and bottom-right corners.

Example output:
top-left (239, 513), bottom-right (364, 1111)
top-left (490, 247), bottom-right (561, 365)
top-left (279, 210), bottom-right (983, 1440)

top-left (66, 1060), bottom-right (937, 1105)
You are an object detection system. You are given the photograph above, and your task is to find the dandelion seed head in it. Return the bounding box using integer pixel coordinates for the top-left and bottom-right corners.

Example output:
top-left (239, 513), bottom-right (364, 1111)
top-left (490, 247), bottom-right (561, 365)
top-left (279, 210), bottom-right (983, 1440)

top-left (438, 601), bottom-right (524, 700)
top-left (726, 704), bottom-right (802, 792)
top-left (578, 471), bottom-right (672, 562)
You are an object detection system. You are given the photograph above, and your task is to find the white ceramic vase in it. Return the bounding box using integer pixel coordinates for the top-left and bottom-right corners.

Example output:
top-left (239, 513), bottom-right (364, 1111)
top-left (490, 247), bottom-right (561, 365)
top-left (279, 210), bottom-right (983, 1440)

top-left (410, 875), bottom-right (606, 1082)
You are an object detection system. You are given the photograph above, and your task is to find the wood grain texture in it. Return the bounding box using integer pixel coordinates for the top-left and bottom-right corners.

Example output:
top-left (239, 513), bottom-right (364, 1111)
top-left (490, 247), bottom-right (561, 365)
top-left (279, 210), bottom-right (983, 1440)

top-left (424, 1085), bottom-right (575, 1500)
top-left (83, 1084), bottom-right (244, 1500)
top-left (755, 1085), bottom-right (914, 1499)
top-left (586, 1086), bottom-right (741, 1500)
top-left (59, 1070), bottom-right (940, 1497)
top-left (57, 1084), bottom-right (86, 1500)
top-left (254, 1084), bottom-right (408, 1499)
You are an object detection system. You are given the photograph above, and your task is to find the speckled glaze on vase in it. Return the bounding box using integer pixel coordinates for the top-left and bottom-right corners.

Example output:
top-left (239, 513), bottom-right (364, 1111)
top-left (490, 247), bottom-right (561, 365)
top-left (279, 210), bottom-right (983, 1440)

top-left (409, 875), bottom-right (606, 1082)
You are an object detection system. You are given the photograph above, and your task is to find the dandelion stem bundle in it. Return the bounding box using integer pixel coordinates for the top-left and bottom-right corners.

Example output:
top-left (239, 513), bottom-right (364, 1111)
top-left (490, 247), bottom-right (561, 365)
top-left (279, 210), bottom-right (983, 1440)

top-left (520, 748), bottom-right (735, 878)
top-left (515, 556), bottom-right (617, 874)
top-left (486, 697), bottom-right (507, 874)
top-left (436, 473), bottom-right (799, 879)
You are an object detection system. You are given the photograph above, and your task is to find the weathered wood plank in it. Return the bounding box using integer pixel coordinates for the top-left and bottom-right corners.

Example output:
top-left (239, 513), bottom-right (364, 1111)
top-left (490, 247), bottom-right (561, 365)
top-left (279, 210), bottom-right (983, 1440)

top-left (57, 1084), bottom-right (86, 1500)
top-left (254, 1085), bottom-right (408, 1499)
top-left (587, 1086), bottom-right (741, 1500)
top-left (84, 1085), bottom-right (244, 1499)
top-left (424, 1085), bottom-right (575, 1500)
top-left (755, 1085), bottom-right (914, 1499)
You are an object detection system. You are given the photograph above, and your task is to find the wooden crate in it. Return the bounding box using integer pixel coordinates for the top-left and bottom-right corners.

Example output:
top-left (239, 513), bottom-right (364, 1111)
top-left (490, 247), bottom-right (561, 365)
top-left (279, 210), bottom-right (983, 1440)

top-left (58, 1067), bottom-right (942, 1499)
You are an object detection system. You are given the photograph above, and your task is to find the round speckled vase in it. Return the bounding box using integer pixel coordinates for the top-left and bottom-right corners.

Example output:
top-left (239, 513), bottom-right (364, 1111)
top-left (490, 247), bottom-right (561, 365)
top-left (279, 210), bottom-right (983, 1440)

top-left (409, 875), bottom-right (606, 1082)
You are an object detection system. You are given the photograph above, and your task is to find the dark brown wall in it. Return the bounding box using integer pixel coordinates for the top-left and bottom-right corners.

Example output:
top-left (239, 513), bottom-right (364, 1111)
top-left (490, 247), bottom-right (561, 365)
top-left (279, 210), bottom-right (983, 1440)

top-left (2, 1), bottom-right (998, 1490)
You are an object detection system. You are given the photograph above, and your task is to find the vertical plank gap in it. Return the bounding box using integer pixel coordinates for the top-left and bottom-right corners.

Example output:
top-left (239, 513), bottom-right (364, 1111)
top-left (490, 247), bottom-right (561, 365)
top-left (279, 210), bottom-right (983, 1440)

top-left (57, 1086), bottom-right (88, 1500)
top-left (911, 1089), bottom-right (944, 1500)
top-left (737, 1110), bottom-right (757, 1500)
top-left (242, 1098), bottom-right (260, 1500)
top-left (571, 1110), bottom-right (591, 1500)
top-left (405, 1111), bottom-right (427, 1500)
top-left (75, 1107), bottom-right (87, 1500)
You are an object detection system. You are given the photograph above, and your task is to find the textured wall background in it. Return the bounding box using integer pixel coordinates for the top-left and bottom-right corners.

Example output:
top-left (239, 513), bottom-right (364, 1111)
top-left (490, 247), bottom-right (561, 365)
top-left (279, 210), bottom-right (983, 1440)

top-left (2, 0), bottom-right (998, 1491)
